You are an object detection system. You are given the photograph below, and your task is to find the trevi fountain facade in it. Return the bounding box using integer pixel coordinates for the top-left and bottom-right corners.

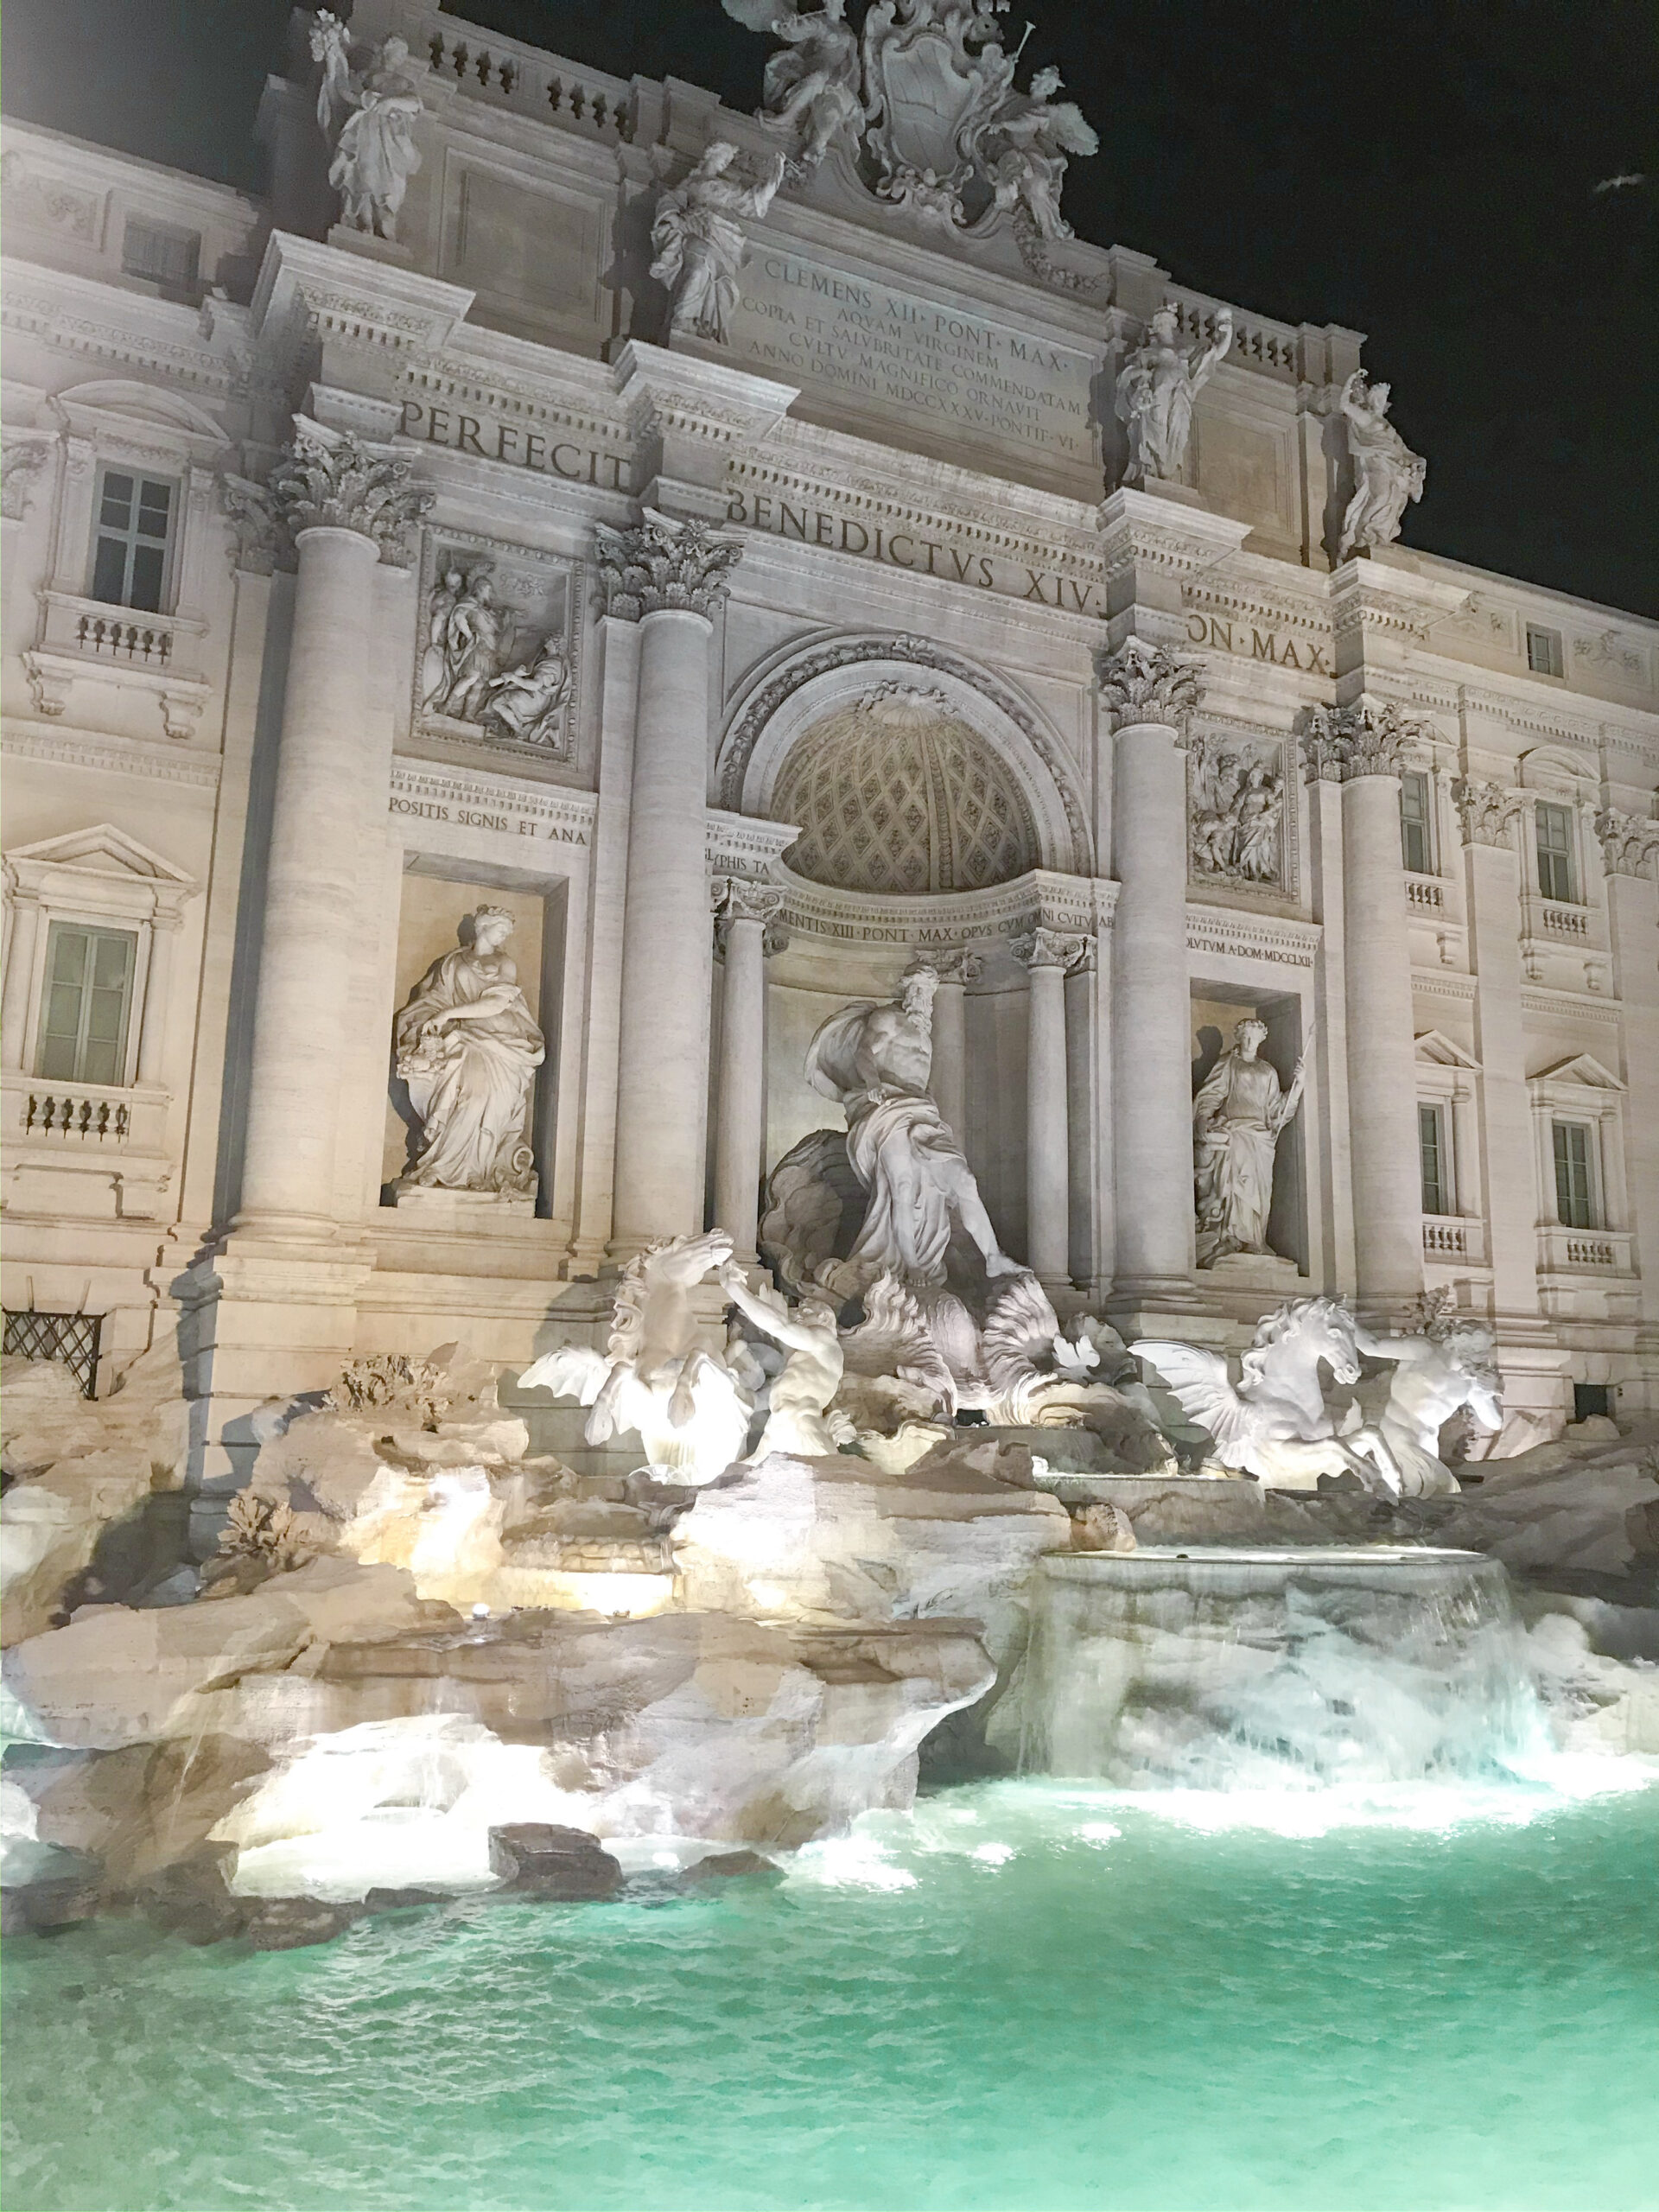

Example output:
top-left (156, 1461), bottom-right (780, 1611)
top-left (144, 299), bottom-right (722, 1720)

top-left (1, 7), bottom-right (1657, 2208)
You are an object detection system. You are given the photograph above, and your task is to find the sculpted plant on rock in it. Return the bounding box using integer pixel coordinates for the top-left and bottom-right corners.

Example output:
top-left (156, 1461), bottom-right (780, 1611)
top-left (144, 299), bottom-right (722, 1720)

top-left (324, 1355), bottom-right (450, 1432)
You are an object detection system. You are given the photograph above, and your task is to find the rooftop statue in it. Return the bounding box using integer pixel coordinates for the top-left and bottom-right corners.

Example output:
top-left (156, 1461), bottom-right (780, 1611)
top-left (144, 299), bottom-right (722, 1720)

top-left (650, 142), bottom-right (786, 346)
top-left (723, 0), bottom-right (866, 169)
top-left (980, 66), bottom-right (1098, 242)
top-left (310, 11), bottom-right (424, 243)
top-left (1335, 370), bottom-right (1427, 559)
top-left (1115, 304), bottom-right (1234, 486)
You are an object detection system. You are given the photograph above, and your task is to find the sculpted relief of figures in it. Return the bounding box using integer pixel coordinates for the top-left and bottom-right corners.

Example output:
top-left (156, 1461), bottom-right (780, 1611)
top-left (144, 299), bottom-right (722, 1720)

top-left (1335, 371), bottom-right (1427, 560)
top-left (1188, 736), bottom-right (1285, 887)
top-left (1192, 1020), bottom-right (1306, 1269)
top-left (650, 143), bottom-right (786, 346)
top-left (392, 907), bottom-right (545, 1199)
top-left (310, 11), bottom-right (424, 242)
top-left (1115, 306), bottom-right (1233, 486)
top-left (418, 554), bottom-right (573, 753)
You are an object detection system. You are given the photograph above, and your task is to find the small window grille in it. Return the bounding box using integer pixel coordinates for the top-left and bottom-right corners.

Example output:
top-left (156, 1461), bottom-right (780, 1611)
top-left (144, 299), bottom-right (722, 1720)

top-left (1535, 801), bottom-right (1577, 904)
top-left (90, 467), bottom-right (175, 613)
top-left (1418, 1103), bottom-right (1450, 1216)
top-left (36, 922), bottom-right (137, 1085)
top-left (121, 217), bottom-right (200, 295)
top-left (1552, 1120), bottom-right (1596, 1230)
top-left (1526, 625), bottom-right (1565, 678)
top-left (2, 1310), bottom-right (105, 1398)
top-left (1400, 770), bottom-right (1433, 875)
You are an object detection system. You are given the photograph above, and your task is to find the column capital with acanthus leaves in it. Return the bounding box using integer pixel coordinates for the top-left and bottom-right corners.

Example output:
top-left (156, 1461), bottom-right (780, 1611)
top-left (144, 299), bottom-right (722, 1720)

top-left (594, 507), bottom-right (743, 621)
top-left (1096, 638), bottom-right (1203, 734)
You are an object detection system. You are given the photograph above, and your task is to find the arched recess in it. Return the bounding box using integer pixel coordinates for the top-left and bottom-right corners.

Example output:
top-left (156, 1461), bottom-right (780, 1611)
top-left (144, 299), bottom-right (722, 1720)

top-left (715, 631), bottom-right (1094, 880)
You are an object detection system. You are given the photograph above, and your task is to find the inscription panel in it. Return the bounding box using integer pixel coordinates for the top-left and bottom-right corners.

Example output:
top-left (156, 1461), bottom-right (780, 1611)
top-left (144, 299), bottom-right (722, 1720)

top-left (730, 249), bottom-right (1101, 480)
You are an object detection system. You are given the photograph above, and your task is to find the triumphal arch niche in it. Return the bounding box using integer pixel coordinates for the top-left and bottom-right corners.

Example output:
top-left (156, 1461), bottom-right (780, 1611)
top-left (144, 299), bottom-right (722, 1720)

top-left (713, 633), bottom-right (1099, 1311)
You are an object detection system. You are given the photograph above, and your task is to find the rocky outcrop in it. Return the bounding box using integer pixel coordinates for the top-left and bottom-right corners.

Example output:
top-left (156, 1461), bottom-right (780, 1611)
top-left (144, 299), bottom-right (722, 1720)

top-left (1440, 1436), bottom-right (1659, 1577)
top-left (2, 1548), bottom-right (993, 1910)
top-left (1, 1347), bottom-right (191, 1645)
top-left (672, 1440), bottom-right (1071, 1659)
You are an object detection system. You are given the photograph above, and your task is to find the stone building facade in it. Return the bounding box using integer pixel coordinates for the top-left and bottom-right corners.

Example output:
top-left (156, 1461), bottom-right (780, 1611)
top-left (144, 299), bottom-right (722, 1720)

top-left (3, 1), bottom-right (1656, 1482)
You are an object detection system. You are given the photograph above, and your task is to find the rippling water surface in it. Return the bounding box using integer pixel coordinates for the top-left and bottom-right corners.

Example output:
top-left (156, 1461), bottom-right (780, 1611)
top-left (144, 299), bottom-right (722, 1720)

top-left (4, 1773), bottom-right (1657, 2212)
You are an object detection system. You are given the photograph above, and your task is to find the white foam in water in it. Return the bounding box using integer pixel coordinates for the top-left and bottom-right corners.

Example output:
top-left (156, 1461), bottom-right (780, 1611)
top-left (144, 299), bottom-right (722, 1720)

top-left (1013, 1546), bottom-right (1618, 1818)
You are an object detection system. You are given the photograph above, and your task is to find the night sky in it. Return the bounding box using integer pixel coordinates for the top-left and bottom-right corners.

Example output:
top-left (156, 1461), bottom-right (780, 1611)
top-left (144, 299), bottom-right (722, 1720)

top-left (5, 1), bottom-right (1654, 615)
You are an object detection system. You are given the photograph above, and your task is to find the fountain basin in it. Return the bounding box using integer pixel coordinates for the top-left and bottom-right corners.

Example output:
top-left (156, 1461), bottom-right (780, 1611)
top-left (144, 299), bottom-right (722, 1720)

top-left (1020, 1545), bottom-right (1542, 1788)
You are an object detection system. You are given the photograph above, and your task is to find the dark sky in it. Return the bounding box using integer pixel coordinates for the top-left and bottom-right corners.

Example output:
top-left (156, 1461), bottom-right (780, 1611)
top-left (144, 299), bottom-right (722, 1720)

top-left (6, 1), bottom-right (1655, 615)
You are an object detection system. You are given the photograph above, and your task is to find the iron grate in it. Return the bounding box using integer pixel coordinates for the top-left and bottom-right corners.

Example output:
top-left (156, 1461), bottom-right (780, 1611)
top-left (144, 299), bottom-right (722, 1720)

top-left (3, 1310), bottom-right (105, 1397)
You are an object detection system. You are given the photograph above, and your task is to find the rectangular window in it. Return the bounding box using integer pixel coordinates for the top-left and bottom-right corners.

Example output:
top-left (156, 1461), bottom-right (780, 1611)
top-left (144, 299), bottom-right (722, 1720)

top-left (1418, 1103), bottom-right (1451, 1216)
top-left (1400, 770), bottom-right (1433, 875)
top-left (1526, 624), bottom-right (1565, 678)
top-left (1535, 801), bottom-right (1577, 903)
top-left (90, 467), bottom-right (175, 613)
top-left (121, 217), bottom-right (200, 295)
top-left (35, 923), bottom-right (137, 1086)
top-left (1552, 1120), bottom-right (1596, 1230)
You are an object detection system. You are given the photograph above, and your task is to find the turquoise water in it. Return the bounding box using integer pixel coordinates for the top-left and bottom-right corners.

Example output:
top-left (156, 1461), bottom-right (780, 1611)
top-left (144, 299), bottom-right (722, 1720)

top-left (4, 1775), bottom-right (1657, 2212)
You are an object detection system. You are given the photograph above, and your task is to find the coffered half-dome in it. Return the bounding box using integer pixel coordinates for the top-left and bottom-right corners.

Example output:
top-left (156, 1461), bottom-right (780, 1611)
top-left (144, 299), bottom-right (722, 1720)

top-left (771, 688), bottom-right (1040, 895)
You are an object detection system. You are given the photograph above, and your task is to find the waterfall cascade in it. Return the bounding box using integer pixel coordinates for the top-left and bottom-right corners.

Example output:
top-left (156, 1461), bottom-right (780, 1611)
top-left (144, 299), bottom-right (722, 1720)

top-left (1020, 1547), bottom-right (1547, 1789)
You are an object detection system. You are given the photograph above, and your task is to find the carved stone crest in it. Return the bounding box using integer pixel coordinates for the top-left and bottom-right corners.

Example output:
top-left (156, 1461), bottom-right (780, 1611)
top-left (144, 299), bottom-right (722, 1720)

top-left (721, 0), bottom-right (1096, 251)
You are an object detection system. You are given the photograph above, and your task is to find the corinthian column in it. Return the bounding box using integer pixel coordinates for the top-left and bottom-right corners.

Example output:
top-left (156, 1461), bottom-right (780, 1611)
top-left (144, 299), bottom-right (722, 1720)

top-left (599, 509), bottom-right (742, 1250)
top-left (236, 418), bottom-right (429, 1236)
top-left (1099, 639), bottom-right (1202, 1302)
top-left (1012, 926), bottom-right (1084, 1289)
top-left (713, 878), bottom-right (786, 1262)
top-left (1303, 701), bottom-right (1424, 1312)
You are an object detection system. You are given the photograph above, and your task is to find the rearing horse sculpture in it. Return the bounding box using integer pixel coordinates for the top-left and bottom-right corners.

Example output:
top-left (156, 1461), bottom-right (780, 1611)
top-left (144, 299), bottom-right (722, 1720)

top-left (1134, 1297), bottom-right (1405, 1492)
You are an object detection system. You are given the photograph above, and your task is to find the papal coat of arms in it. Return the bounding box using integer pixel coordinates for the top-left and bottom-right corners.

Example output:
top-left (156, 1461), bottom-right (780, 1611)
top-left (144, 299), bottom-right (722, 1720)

top-left (721, 0), bottom-right (1097, 251)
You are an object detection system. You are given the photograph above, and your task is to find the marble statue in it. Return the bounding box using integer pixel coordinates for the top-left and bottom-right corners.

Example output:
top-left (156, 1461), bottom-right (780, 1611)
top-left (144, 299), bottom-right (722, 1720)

top-left (758, 970), bottom-right (1174, 1457)
top-left (804, 963), bottom-right (1019, 1293)
top-left (723, 0), bottom-right (864, 168)
top-left (1135, 1298), bottom-right (1406, 1492)
top-left (1351, 1313), bottom-right (1502, 1497)
top-left (481, 634), bottom-right (570, 749)
top-left (420, 564), bottom-right (570, 749)
top-left (1335, 372), bottom-right (1426, 560)
top-left (650, 143), bottom-right (786, 346)
top-left (423, 568), bottom-right (512, 721)
top-left (392, 907), bottom-right (544, 1196)
top-left (1189, 742), bottom-right (1283, 884)
top-left (1192, 1020), bottom-right (1306, 1268)
top-left (720, 1262), bottom-right (853, 1459)
top-left (520, 1230), bottom-right (752, 1484)
top-left (310, 12), bottom-right (424, 242)
top-left (1115, 306), bottom-right (1233, 486)
top-left (981, 67), bottom-right (1099, 240)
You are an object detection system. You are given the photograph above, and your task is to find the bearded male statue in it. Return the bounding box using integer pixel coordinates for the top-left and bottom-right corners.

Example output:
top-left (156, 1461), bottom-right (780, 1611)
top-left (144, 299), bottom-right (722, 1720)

top-left (803, 964), bottom-right (1020, 1294)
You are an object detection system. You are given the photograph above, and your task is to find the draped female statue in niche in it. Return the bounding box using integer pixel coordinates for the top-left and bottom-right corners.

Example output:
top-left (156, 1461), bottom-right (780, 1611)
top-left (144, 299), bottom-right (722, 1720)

top-left (392, 906), bottom-right (544, 1197)
top-left (1192, 1019), bottom-right (1305, 1266)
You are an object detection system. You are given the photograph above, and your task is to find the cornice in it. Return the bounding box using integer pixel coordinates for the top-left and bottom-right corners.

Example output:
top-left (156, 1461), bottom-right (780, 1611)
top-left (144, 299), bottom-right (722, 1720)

top-left (772, 863), bottom-right (1108, 947)
top-left (1185, 901), bottom-right (1321, 970)
top-left (389, 757), bottom-right (598, 836)
top-left (0, 262), bottom-right (241, 399)
top-left (1097, 487), bottom-right (1251, 586)
top-left (2, 720), bottom-right (221, 789)
top-left (250, 231), bottom-right (475, 371)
